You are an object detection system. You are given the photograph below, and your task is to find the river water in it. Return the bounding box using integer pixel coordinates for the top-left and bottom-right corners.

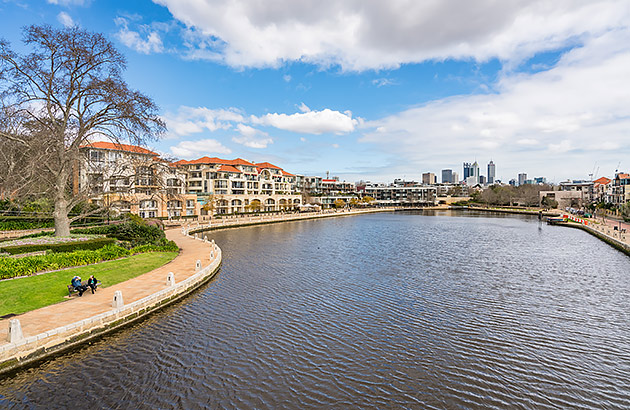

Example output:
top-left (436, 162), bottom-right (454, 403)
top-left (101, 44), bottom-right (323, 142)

top-left (1, 211), bottom-right (629, 409)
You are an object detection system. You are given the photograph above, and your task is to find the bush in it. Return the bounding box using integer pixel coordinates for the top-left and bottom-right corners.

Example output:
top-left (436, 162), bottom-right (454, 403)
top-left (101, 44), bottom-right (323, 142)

top-left (74, 219), bottom-right (165, 247)
top-left (0, 245), bottom-right (131, 279)
top-left (0, 219), bottom-right (54, 231)
top-left (130, 240), bottom-right (179, 254)
top-left (0, 237), bottom-right (116, 255)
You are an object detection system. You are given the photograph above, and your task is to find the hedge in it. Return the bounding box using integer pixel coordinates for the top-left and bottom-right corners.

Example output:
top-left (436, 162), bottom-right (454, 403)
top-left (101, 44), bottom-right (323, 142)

top-left (130, 240), bottom-right (179, 254)
top-left (0, 245), bottom-right (131, 279)
top-left (0, 240), bottom-right (181, 279)
top-left (0, 220), bottom-right (54, 231)
top-left (0, 237), bottom-right (116, 255)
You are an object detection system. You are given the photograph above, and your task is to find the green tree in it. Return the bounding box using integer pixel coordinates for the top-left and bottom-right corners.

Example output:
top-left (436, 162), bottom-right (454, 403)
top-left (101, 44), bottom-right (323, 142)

top-left (334, 199), bottom-right (346, 209)
top-left (247, 199), bottom-right (262, 213)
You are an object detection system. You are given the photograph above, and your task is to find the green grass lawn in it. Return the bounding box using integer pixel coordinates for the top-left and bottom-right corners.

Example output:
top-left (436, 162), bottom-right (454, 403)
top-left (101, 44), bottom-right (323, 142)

top-left (0, 252), bottom-right (177, 317)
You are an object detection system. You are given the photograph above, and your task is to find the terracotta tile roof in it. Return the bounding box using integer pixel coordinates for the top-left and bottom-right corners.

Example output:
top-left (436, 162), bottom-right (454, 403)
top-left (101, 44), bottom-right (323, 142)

top-left (593, 177), bottom-right (611, 185)
top-left (82, 141), bottom-right (157, 156)
top-left (322, 179), bottom-right (337, 183)
top-left (217, 165), bottom-right (242, 173)
top-left (227, 158), bottom-right (256, 167)
top-left (255, 162), bottom-right (282, 170)
top-left (617, 173), bottom-right (630, 179)
top-left (282, 171), bottom-right (295, 177)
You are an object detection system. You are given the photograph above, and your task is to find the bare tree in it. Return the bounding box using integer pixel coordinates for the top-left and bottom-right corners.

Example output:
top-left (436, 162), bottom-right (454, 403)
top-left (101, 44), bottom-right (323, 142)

top-left (0, 25), bottom-right (165, 235)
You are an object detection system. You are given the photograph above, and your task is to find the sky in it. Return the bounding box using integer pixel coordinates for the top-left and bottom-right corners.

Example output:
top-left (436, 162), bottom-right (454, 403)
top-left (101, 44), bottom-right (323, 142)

top-left (1, 0), bottom-right (629, 184)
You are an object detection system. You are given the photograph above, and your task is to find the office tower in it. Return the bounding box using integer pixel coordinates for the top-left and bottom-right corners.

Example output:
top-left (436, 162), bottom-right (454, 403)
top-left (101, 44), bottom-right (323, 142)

top-left (488, 161), bottom-right (495, 184)
top-left (422, 172), bottom-right (436, 185)
top-left (463, 162), bottom-right (472, 180)
top-left (471, 161), bottom-right (480, 185)
top-left (441, 169), bottom-right (453, 183)
top-left (518, 173), bottom-right (527, 186)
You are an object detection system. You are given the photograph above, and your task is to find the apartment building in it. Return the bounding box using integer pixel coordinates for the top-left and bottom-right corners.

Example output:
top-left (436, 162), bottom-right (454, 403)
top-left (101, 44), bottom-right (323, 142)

top-left (80, 142), bottom-right (302, 219)
top-left (79, 141), bottom-right (198, 219)
top-left (611, 173), bottom-right (630, 205)
top-left (361, 182), bottom-right (437, 206)
top-left (172, 157), bottom-right (302, 215)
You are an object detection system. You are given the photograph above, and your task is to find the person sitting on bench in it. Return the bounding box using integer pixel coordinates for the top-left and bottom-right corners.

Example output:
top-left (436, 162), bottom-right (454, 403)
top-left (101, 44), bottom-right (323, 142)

top-left (87, 275), bottom-right (98, 294)
top-left (71, 275), bottom-right (87, 297)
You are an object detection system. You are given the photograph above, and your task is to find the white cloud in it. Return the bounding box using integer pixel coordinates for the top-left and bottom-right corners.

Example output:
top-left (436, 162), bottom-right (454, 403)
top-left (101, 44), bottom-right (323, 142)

top-left (115, 17), bottom-right (164, 54)
top-left (372, 78), bottom-right (397, 87)
top-left (297, 102), bottom-right (310, 113)
top-left (283, 74), bottom-right (292, 82)
top-left (57, 11), bottom-right (75, 27)
top-left (47, 0), bottom-right (87, 5)
top-left (163, 106), bottom-right (245, 138)
top-left (360, 28), bottom-right (630, 180)
top-left (171, 139), bottom-right (231, 158)
top-left (252, 108), bottom-right (359, 134)
top-left (231, 124), bottom-right (273, 148)
top-left (153, 0), bottom-right (630, 70)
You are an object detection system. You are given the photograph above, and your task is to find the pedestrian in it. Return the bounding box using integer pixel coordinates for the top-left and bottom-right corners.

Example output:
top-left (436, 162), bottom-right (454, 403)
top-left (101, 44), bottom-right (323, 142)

top-left (87, 275), bottom-right (98, 294)
top-left (71, 276), bottom-right (87, 297)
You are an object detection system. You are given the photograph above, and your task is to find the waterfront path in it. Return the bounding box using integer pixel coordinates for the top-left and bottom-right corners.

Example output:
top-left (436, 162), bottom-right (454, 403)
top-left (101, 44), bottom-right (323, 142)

top-left (0, 229), bottom-right (213, 344)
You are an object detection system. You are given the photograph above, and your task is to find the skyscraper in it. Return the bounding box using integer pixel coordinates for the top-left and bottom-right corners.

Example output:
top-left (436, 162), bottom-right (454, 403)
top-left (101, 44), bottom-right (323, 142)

top-left (441, 169), bottom-right (453, 183)
top-left (471, 161), bottom-right (480, 185)
top-left (518, 173), bottom-right (527, 186)
top-left (422, 172), bottom-right (436, 185)
top-left (463, 162), bottom-right (472, 180)
top-left (488, 160), bottom-right (495, 184)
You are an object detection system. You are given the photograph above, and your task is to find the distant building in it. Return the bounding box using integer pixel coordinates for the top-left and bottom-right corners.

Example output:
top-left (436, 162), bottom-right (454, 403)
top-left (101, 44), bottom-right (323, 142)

top-left (452, 172), bottom-right (459, 184)
top-left (487, 161), bottom-right (495, 184)
top-left (611, 173), bottom-right (630, 205)
top-left (518, 173), bottom-right (527, 186)
top-left (533, 177), bottom-right (546, 184)
top-left (479, 175), bottom-right (486, 185)
top-left (441, 169), bottom-right (453, 184)
top-left (422, 172), bottom-right (437, 185)
top-left (465, 161), bottom-right (480, 185)
top-left (362, 182), bottom-right (437, 207)
top-left (593, 176), bottom-right (612, 203)
top-left (509, 179), bottom-right (517, 186)
top-left (463, 162), bottom-right (472, 180)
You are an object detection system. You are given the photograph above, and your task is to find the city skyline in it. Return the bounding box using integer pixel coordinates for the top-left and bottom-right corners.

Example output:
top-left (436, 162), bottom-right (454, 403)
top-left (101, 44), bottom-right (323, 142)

top-left (0, 1), bottom-right (628, 183)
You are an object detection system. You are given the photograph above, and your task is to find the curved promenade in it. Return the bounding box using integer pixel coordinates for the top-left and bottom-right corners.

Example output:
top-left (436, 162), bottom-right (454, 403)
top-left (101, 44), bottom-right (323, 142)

top-left (0, 229), bottom-right (221, 375)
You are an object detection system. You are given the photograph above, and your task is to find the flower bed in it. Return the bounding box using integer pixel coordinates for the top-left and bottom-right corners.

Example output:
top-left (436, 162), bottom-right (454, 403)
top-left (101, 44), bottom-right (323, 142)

top-left (0, 241), bottom-right (179, 280)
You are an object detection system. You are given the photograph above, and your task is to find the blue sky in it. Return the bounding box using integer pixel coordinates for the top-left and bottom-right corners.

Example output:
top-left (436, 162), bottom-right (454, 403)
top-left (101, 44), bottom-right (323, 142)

top-left (1, 0), bottom-right (629, 183)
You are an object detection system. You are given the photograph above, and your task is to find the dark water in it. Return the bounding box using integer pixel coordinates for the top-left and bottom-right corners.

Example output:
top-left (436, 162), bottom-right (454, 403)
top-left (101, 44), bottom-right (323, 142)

top-left (1, 211), bottom-right (629, 409)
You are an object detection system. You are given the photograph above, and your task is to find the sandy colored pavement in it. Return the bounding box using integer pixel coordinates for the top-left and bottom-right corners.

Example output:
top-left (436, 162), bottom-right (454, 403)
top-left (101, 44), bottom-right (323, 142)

top-left (0, 229), bottom-right (212, 343)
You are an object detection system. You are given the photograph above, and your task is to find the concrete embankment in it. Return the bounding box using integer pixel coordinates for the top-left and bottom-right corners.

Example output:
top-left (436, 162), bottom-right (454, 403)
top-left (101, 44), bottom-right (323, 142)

top-left (552, 222), bottom-right (630, 257)
top-left (187, 208), bottom-right (394, 235)
top-left (0, 230), bottom-right (221, 376)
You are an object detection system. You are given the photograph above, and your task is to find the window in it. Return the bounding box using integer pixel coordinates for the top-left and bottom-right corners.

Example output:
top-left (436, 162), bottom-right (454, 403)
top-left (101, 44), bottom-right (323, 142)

top-left (90, 150), bottom-right (104, 162)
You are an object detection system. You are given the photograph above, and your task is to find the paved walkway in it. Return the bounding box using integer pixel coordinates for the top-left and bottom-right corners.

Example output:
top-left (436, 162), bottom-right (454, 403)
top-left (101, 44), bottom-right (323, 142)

top-left (0, 229), bottom-right (212, 343)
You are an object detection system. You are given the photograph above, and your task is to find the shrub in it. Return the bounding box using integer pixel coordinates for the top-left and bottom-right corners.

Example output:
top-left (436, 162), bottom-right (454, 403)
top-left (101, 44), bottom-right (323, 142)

top-left (74, 220), bottom-right (164, 246)
top-left (0, 245), bottom-right (131, 279)
top-left (0, 237), bottom-right (116, 255)
top-left (130, 240), bottom-right (179, 254)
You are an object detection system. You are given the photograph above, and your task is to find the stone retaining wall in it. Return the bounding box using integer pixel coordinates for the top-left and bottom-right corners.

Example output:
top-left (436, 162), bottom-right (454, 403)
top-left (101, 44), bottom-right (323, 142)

top-left (0, 238), bottom-right (221, 375)
top-left (186, 208), bottom-right (394, 235)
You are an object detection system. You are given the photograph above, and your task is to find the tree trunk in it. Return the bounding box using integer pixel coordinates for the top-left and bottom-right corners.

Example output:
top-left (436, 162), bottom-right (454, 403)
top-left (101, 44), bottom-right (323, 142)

top-left (53, 196), bottom-right (71, 236)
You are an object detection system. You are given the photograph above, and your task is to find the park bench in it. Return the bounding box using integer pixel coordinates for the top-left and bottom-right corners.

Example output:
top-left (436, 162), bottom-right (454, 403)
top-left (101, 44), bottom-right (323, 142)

top-left (67, 280), bottom-right (102, 297)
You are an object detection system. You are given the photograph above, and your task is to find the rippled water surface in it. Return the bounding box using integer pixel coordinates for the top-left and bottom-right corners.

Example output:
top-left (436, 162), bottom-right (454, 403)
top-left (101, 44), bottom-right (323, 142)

top-left (1, 211), bottom-right (629, 409)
